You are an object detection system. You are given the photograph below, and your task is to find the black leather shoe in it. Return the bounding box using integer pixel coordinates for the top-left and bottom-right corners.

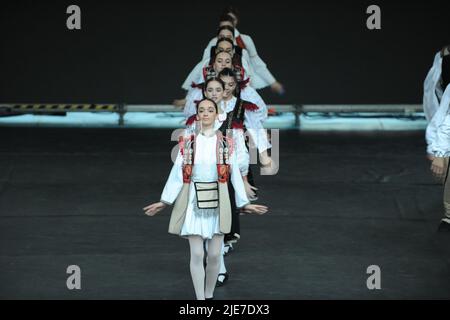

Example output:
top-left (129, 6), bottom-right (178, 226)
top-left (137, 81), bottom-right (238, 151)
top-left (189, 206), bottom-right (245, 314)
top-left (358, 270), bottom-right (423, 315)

top-left (205, 297), bottom-right (214, 300)
top-left (223, 244), bottom-right (234, 256)
top-left (216, 273), bottom-right (229, 287)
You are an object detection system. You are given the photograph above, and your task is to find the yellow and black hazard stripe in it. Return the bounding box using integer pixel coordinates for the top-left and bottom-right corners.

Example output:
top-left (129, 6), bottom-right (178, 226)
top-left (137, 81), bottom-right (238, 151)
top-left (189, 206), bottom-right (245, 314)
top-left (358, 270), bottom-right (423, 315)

top-left (3, 104), bottom-right (117, 112)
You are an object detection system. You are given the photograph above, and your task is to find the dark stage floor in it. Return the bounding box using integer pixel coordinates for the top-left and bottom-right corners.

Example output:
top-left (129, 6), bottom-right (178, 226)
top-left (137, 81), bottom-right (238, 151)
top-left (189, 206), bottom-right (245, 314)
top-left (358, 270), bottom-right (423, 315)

top-left (0, 127), bottom-right (449, 299)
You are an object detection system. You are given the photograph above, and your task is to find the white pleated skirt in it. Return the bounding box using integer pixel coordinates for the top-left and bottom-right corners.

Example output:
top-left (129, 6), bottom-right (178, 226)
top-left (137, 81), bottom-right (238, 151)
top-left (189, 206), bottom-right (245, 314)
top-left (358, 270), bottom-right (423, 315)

top-left (180, 201), bottom-right (222, 240)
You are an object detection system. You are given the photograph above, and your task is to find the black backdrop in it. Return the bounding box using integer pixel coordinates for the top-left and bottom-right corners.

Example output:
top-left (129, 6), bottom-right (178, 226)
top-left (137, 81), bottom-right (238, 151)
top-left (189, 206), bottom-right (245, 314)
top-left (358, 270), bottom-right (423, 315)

top-left (1, 0), bottom-right (449, 105)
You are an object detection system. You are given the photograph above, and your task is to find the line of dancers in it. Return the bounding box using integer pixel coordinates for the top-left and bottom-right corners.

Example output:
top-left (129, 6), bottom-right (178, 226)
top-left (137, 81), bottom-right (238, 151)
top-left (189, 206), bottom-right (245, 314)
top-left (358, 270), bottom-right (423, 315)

top-left (143, 6), bottom-right (282, 300)
top-left (140, 9), bottom-right (450, 297)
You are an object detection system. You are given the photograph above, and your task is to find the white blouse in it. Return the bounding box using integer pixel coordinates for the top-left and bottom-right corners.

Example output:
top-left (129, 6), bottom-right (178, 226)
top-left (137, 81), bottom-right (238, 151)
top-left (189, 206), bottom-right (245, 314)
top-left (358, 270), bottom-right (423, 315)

top-left (428, 84), bottom-right (450, 158)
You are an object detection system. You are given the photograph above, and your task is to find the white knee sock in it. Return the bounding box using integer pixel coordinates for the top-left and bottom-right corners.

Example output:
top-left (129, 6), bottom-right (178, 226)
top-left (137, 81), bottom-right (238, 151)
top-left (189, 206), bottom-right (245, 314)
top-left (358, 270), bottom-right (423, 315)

top-left (204, 235), bottom-right (223, 298)
top-left (188, 236), bottom-right (206, 300)
top-left (219, 242), bottom-right (227, 276)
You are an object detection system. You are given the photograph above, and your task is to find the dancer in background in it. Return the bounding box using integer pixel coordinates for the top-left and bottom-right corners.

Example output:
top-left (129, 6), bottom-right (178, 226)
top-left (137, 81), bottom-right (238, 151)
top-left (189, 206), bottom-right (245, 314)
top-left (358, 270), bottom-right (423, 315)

top-left (206, 6), bottom-right (285, 93)
top-left (425, 45), bottom-right (450, 231)
top-left (428, 82), bottom-right (450, 231)
top-left (176, 6), bottom-right (285, 108)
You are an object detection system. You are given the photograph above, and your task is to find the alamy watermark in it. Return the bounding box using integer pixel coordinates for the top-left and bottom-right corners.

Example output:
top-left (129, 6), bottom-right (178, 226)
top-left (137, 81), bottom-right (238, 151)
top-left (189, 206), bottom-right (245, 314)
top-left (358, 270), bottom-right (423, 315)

top-left (366, 265), bottom-right (381, 290)
top-left (366, 5), bottom-right (381, 30)
top-left (66, 265), bottom-right (81, 290)
top-left (66, 5), bottom-right (81, 30)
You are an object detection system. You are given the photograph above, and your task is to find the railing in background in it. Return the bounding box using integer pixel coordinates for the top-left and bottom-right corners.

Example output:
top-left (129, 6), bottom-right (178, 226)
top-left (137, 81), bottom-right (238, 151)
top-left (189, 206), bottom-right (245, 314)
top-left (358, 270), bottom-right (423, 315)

top-left (0, 103), bottom-right (423, 128)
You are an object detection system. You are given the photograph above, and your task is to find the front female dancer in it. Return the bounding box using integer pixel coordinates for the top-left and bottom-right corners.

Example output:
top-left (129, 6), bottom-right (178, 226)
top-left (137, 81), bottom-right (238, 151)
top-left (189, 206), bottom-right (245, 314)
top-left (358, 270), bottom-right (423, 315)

top-left (143, 99), bottom-right (268, 300)
top-left (186, 78), bottom-right (256, 286)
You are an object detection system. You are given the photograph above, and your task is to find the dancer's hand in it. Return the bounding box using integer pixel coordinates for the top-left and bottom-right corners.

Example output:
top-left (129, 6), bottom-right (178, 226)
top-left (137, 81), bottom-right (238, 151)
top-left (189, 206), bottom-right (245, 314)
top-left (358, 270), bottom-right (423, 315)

top-left (260, 153), bottom-right (279, 175)
top-left (143, 202), bottom-right (166, 216)
top-left (270, 81), bottom-right (285, 95)
top-left (243, 177), bottom-right (258, 200)
top-left (242, 204), bottom-right (268, 215)
top-left (173, 98), bottom-right (186, 108)
top-left (431, 157), bottom-right (445, 177)
top-left (259, 151), bottom-right (271, 166)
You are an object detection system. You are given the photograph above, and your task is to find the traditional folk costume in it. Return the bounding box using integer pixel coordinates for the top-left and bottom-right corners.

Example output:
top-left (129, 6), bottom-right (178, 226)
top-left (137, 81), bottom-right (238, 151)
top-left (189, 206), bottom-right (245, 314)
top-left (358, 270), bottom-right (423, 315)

top-left (427, 84), bottom-right (450, 225)
top-left (183, 108), bottom-right (253, 285)
top-left (161, 131), bottom-right (250, 239)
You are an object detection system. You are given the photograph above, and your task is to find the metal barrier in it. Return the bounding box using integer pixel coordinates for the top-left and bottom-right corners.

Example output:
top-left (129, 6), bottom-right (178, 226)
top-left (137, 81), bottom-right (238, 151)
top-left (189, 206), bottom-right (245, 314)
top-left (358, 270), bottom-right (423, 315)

top-left (1, 103), bottom-right (117, 112)
top-left (0, 103), bottom-right (423, 128)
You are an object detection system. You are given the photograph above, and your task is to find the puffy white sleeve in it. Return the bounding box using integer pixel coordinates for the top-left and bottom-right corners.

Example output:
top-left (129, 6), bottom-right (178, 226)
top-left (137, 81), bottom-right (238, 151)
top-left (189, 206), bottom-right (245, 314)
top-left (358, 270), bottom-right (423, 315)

top-left (230, 148), bottom-right (250, 208)
top-left (184, 88), bottom-right (203, 119)
top-left (232, 129), bottom-right (249, 176)
top-left (245, 115), bottom-right (271, 154)
top-left (240, 50), bottom-right (257, 88)
top-left (240, 86), bottom-right (268, 122)
top-left (242, 34), bottom-right (276, 86)
top-left (160, 151), bottom-right (184, 205)
top-left (433, 113), bottom-right (450, 157)
top-left (430, 84), bottom-right (450, 157)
